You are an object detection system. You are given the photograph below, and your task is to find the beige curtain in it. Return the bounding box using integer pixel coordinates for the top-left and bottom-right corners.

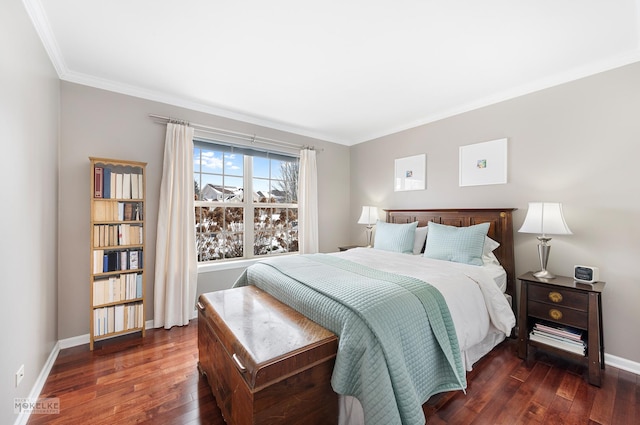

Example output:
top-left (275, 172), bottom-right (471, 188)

top-left (298, 148), bottom-right (318, 254)
top-left (154, 123), bottom-right (197, 329)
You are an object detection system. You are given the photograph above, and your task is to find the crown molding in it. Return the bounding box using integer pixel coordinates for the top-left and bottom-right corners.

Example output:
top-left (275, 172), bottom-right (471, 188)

top-left (62, 69), bottom-right (351, 145)
top-left (352, 50), bottom-right (640, 145)
top-left (22, 0), bottom-right (67, 77)
top-left (23, 0), bottom-right (640, 147)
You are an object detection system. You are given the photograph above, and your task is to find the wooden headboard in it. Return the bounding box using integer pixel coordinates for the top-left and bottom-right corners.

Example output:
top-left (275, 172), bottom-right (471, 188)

top-left (385, 208), bottom-right (516, 298)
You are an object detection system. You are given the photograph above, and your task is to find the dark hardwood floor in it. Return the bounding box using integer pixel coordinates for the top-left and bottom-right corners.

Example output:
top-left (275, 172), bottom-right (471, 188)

top-left (28, 320), bottom-right (638, 425)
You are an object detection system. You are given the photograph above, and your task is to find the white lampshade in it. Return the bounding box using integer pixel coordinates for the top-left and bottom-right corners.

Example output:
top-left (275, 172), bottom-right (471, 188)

top-left (357, 206), bottom-right (379, 225)
top-left (518, 202), bottom-right (572, 236)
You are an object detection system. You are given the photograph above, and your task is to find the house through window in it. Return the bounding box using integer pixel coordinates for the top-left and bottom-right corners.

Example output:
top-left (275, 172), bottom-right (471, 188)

top-left (193, 140), bottom-right (299, 262)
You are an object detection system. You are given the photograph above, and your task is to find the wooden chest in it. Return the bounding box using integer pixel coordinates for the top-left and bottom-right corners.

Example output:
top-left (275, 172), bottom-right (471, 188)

top-left (197, 286), bottom-right (339, 425)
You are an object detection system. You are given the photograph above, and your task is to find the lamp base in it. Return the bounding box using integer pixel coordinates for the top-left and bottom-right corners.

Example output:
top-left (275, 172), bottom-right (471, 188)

top-left (533, 269), bottom-right (556, 279)
top-left (534, 237), bottom-right (556, 279)
top-left (365, 226), bottom-right (374, 248)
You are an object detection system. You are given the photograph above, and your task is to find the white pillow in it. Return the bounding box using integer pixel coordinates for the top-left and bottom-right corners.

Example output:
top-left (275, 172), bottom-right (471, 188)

top-left (483, 236), bottom-right (500, 264)
top-left (413, 226), bottom-right (428, 255)
top-left (483, 236), bottom-right (500, 255)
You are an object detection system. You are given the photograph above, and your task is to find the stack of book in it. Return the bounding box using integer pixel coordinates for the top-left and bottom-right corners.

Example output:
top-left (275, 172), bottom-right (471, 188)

top-left (529, 321), bottom-right (586, 355)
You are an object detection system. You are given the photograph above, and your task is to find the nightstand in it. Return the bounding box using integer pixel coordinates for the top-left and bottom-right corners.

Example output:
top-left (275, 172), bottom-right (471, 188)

top-left (338, 245), bottom-right (364, 251)
top-left (518, 272), bottom-right (605, 386)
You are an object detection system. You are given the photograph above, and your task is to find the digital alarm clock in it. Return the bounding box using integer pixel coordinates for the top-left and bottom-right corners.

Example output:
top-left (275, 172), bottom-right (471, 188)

top-left (574, 265), bottom-right (599, 283)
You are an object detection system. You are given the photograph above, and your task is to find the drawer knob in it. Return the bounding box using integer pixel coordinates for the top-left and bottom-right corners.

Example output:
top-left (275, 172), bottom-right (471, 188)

top-left (549, 308), bottom-right (563, 320)
top-left (548, 291), bottom-right (563, 303)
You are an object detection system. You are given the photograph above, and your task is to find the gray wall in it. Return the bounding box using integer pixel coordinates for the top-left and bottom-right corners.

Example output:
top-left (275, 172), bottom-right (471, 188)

top-left (59, 82), bottom-right (351, 339)
top-left (349, 62), bottom-right (640, 363)
top-left (1, 1), bottom-right (60, 424)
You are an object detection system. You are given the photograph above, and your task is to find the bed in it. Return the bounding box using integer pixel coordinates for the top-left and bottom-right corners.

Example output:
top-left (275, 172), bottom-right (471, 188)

top-left (202, 208), bottom-right (516, 425)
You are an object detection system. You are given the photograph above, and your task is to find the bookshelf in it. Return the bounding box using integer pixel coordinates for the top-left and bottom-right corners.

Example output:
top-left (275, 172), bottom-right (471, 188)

top-left (89, 157), bottom-right (147, 350)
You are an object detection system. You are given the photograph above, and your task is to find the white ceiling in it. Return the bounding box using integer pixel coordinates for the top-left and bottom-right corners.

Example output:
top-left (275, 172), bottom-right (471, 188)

top-left (24, 0), bottom-right (640, 145)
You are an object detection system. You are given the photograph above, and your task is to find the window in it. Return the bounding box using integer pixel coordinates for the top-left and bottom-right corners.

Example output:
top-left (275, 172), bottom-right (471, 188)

top-left (193, 140), bottom-right (299, 262)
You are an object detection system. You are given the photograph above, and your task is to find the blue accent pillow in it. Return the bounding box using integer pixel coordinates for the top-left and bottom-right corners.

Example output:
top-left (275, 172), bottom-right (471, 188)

top-left (424, 222), bottom-right (490, 266)
top-left (373, 220), bottom-right (418, 254)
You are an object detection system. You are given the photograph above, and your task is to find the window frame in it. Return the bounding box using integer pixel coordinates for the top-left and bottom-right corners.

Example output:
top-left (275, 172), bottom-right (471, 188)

top-left (194, 139), bottom-right (299, 264)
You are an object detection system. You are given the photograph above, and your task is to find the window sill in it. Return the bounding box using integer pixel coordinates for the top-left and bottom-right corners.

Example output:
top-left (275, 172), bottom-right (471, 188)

top-left (197, 253), bottom-right (298, 274)
top-left (197, 258), bottom-right (260, 273)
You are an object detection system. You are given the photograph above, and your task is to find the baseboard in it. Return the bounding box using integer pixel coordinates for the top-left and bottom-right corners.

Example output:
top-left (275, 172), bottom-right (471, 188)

top-left (13, 341), bottom-right (61, 425)
top-left (58, 319), bottom-right (155, 349)
top-left (58, 333), bottom-right (89, 350)
top-left (605, 353), bottom-right (640, 375)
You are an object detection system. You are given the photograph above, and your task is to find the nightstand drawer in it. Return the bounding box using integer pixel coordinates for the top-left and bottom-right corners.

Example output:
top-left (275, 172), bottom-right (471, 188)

top-left (528, 300), bottom-right (588, 329)
top-left (528, 284), bottom-right (588, 311)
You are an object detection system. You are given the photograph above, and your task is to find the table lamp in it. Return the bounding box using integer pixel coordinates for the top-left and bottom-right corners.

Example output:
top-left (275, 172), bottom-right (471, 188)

top-left (357, 206), bottom-right (378, 247)
top-left (518, 202), bottom-right (572, 279)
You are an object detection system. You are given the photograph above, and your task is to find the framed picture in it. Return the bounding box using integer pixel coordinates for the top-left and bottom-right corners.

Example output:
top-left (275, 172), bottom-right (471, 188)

top-left (395, 154), bottom-right (426, 191)
top-left (459, 138), bottom-right (507, 187)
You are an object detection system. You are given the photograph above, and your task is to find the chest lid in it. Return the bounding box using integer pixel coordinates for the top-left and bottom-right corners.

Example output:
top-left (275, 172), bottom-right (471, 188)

top-left (198, 286), bottom-right (337, 390)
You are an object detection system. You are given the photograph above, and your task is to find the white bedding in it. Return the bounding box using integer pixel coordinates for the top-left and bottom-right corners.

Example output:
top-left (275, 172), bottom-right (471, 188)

top-left (332, 248), bottom-right (515, 353)
top-left (330, 247), bottom-right (516, 425)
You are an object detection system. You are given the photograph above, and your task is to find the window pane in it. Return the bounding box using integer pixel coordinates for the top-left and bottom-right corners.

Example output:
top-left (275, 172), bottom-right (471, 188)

top-left (253, 178), bottom-right (270, 203)
top-left (275, 161), bottom-right (298, 204)
top-left (270, 159), bottom-right (284, 179)
top-left (194, 172), bottom-right (201, 200)
top-left (224, 152), bottom-right (243, 176)
top-left (199, 174), bottom-right (223, 201)
top-left (224, 176), bottom-right (244, 202)
top-left (254, 207), bottom-right (271, 231)
top-left (200, 149), bottom-right (224, 173)
top-left (252, 207), bottom-right (298, 256)
top-left (193, 147), bottom-right (202, 172)
top-left (195, 206), bottom-right (244, 261)
top-left (253, 156), bottom-right (269, 178)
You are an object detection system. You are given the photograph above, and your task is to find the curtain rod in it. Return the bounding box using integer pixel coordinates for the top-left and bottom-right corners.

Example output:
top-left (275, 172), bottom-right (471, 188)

top-left (149, 114), bottom-right (320, 152)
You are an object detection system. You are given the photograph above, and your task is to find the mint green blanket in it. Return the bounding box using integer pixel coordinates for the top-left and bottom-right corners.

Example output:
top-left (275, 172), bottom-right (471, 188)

top-left (234, 254), bottom-right (466, 425)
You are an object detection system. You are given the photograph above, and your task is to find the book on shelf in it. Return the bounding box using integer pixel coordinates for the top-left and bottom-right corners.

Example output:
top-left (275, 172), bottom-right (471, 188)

top-left (96, 249), bottom-right (144, 273)
top-left (114, 304), bottom-right (124, 332)
top-left (94, 167), bottom-right (103, 198)
top-left (115, 173), bottom-right (123, 199)
top-left (119, 251), bottom-right (128, 271)
top-left (93, 249), bottom-right (104, 274)
top-left (131, 174), bottom-right (139, 199)
top-left (534, 322), bottom-right (584, 342)
top-left (110, 171), bottom-right (116, 199)
top-left (94, 164), bottom-right (144, 201)
top-left (94, 201), bottom-right (106, 222)
top-left (123, 203), bottom-right (134, 221)
top-left (103, 167), bottom-right (111, 199)
top-left (129, 251), bottom-right (139, 269)
top-left (123, 173), bottom-right (131, 199)
top-left (93, 301), bottom-right (144, 336)
top-left (530, 321), bottom-right (586, 355)
top-left (93, 273), bottom-right (142, 307)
